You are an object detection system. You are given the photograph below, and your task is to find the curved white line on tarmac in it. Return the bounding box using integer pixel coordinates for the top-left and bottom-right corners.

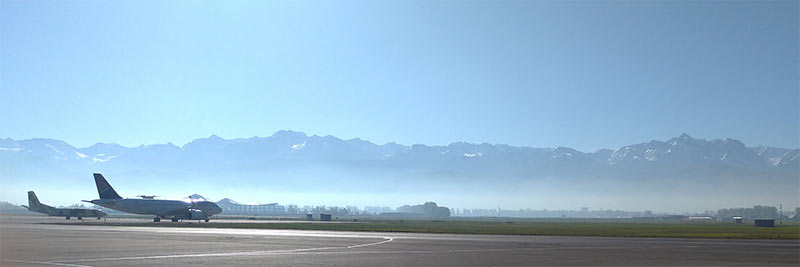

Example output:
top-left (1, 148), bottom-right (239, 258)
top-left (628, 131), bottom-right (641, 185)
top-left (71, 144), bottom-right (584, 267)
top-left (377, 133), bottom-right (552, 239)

top-left (347, 237), bottom-right (394, 248)
top-left (35, 224), bottom-right (391, 240)
top-left (46, 237), bottom-right (394, 264)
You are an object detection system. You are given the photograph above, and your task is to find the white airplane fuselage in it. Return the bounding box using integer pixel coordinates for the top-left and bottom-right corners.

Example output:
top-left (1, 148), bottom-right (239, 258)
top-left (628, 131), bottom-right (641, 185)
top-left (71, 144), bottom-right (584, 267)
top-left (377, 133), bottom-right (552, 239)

top-left (89, 173), bottom-right (222, 221)
top-left (91, 198), bottom-right (188, 217)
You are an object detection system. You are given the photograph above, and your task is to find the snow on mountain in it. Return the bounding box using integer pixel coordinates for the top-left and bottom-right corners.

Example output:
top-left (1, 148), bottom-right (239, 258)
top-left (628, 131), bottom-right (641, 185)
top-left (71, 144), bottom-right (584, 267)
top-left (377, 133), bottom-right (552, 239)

top-left (0, 132), bottom-right (796, 175)
top-left (750, 146), bottom-right (794, 166)
top-left (2, 133), bottom-right (794, 212)
top-left (607, 133), bottom-right (768, 169)
top-left (775, 149), bottom-right (800, 168)
top-left (76, 143), bottom-right (128, 162)
top-left (0, 138), bottom-right (78, 160)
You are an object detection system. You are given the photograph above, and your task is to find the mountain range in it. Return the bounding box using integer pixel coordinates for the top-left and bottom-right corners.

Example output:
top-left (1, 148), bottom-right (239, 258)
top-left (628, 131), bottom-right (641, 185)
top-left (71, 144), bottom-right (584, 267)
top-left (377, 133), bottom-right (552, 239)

top-left (1, 131), bottom-right (796, 172)
top-left (0, 132), bottom-right (797, 211)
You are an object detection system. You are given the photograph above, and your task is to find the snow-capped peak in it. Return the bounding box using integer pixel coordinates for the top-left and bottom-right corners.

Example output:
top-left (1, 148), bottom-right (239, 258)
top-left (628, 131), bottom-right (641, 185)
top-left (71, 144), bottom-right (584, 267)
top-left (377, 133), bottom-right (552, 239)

top-left (291, 141), bottom-right (307, 151)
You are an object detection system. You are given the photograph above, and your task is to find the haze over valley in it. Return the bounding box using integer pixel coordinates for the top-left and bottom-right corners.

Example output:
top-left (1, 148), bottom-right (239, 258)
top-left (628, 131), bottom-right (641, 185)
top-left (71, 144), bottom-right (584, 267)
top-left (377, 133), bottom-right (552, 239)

top-left (1, 2), bottom-right (798, 266)
top-left (1, 131), bottom-right (796, 212)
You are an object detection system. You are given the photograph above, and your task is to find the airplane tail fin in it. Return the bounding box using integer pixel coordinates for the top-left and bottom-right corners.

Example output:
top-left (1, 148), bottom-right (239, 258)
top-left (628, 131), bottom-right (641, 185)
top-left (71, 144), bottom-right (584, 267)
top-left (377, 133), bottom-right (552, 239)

top-left (27, 191), bottom-right (41, 208)
top-left (93, 173), bottom-right (122, 199)
top-left (26, 191), bottom-right (56, 215)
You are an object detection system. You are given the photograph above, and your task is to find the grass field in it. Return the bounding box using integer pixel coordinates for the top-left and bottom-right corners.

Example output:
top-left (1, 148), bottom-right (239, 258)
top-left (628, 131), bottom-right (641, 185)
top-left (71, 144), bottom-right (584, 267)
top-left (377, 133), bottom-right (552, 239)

top-left (78, 217), bottom-right (800, 239)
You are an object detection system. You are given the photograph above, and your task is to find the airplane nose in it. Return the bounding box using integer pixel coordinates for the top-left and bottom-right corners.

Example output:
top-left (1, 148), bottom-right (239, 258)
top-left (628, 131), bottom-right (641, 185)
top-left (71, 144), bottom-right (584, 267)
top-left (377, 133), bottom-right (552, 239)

top-left (212, 204), bottom-right (222, 214)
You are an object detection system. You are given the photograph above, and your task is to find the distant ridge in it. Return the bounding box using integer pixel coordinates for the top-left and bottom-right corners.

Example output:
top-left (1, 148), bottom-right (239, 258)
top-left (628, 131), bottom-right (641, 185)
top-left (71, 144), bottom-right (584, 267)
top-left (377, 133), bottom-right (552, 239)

top-left (1, 131), bottom-right (797, 211)
top-left (1, 131), bottom-right (797, 170)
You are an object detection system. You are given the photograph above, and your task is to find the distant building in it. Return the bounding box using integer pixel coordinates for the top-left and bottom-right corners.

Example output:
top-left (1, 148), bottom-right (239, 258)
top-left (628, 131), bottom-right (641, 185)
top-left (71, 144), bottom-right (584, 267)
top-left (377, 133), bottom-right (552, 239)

top-left (732, 216), bottom-right (743, 224)
top-left (682, 216), bottom-right (713, 222)
top-left (216, 198), bottom-right (286, 215)
top-left (661, 215), bottom-right (686, 220)
top-left (754, 219), bottom-right (775, 227)
top-left (320, 213), bottom-right (332, 221)
top-left (364, 206), bottom-right (394, 215)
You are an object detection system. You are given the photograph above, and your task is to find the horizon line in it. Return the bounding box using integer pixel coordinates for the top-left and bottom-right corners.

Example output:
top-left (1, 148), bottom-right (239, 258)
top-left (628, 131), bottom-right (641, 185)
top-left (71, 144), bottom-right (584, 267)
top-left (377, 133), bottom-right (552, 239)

top-left (3, 131), bottom-right (797, 153)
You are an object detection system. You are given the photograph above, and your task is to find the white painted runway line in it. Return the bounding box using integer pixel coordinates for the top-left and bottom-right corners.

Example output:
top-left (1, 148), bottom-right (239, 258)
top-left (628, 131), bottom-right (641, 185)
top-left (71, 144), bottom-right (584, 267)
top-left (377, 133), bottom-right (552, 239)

top-left (3, 224), bottom-right (396, 266)
top-left (4, 242), bottom-right (729, 267)
top-left (47, 238), bottom-right (393, 264)
top-left (10, 223), bottom-right (392, 240)
top-left (1, 259), bottom-right (94, 267)
top-left (4, 223), bottom-right (797, 266)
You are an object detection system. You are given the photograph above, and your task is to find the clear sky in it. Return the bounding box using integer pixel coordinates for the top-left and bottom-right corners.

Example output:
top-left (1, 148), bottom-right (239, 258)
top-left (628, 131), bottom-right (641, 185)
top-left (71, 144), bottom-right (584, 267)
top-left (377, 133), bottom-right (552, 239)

top-left (1, 0), bottom-right (797, 151)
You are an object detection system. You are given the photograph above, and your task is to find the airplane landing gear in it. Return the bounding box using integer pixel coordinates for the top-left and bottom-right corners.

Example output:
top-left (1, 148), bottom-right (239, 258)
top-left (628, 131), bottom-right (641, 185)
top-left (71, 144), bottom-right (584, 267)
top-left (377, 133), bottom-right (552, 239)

top-left (65, 216), bottom-right (70, 220)
top-left (171, 217), bottom-right (179, 222)
top-left (205, 219), bottom-right (209, 222)
top-left (154, 217), bottom-right (161, 222)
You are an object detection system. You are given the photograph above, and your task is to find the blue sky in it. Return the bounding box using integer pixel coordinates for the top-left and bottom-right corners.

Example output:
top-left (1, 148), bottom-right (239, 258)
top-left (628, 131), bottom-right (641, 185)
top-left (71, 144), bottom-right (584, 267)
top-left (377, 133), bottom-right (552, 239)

top-left (1, 0), bottom-right (797, 151)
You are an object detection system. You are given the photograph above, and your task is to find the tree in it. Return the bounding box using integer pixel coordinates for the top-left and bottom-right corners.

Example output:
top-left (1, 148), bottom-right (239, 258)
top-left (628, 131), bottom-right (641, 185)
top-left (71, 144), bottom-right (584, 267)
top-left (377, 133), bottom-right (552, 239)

top-left (397, 202), bottom-right (451, 217)
top-left (717, 205), bottom-right (778, 220)
top-left (794, 207), bottom-right (800, 221)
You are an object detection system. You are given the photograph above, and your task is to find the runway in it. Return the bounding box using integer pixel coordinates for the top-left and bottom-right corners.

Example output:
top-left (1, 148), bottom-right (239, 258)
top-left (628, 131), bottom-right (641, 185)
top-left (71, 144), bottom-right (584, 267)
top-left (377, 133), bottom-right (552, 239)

top-left (1, 218), bottom-right (798, 266)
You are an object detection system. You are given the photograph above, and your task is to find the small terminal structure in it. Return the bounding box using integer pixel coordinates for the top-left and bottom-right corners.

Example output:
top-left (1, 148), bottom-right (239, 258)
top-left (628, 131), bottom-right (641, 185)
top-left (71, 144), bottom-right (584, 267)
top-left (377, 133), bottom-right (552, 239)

top-left (754, 219), bottom-right (775, 227)
top-left (320, 213), bottom-right (332, 221)
top-left (682, 216), bottom-right (713, 223)
top-left (732, 216), bottom-right (742, 224)
top-left (216, 198), bottom-right (286, 215)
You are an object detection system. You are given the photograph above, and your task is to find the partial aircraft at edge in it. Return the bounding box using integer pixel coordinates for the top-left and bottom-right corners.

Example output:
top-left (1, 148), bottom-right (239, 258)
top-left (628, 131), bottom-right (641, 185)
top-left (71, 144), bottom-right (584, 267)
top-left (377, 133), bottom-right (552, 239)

top-left (23, 191), bottom-right (106, 220)
top-left (85, 173), bottom-right (222, 222)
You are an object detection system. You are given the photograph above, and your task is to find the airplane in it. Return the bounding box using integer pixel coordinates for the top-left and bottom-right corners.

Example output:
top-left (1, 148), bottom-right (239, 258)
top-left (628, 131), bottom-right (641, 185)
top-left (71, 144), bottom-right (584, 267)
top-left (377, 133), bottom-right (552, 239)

top-left (22, 191), bottom-right (106, 220)
top-left (85, 173), bottom-right (222, 222)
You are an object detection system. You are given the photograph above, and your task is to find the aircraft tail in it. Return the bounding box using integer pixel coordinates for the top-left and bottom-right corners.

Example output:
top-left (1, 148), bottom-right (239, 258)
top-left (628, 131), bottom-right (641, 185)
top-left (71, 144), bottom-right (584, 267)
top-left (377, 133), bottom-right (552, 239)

top-left (26, 191), bottom-right (56, 215)
top-left (93, 173), bottom-right (122, 199)
top-left (28, 191), bottom-right (41, 208)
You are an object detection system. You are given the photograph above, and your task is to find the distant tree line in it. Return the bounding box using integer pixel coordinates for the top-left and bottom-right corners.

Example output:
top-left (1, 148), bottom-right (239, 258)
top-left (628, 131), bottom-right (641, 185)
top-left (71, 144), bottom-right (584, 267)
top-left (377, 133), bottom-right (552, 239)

top-left (305, 206), bottom-right (355, 216)
top-left (796, 207), bottom-right (800, 221)
top-left (484, 208), bottom-right (654, 218)
top-left (717, 205), bottom-right (777, 219)
top-left (396, 202), bottom-right (451, 217)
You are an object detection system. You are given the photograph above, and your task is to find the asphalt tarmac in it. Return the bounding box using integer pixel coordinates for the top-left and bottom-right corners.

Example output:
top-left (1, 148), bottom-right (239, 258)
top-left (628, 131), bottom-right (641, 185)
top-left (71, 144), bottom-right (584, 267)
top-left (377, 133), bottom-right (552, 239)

top-left (1, 216), bottom-right (798, 266)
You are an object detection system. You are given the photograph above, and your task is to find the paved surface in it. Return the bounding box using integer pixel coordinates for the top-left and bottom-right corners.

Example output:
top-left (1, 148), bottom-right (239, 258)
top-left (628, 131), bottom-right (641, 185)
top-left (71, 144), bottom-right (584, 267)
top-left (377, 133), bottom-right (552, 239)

top-left (1, 214), bottom-right (355, 224)
top-left (1, 217), bottom-right (798, 266)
